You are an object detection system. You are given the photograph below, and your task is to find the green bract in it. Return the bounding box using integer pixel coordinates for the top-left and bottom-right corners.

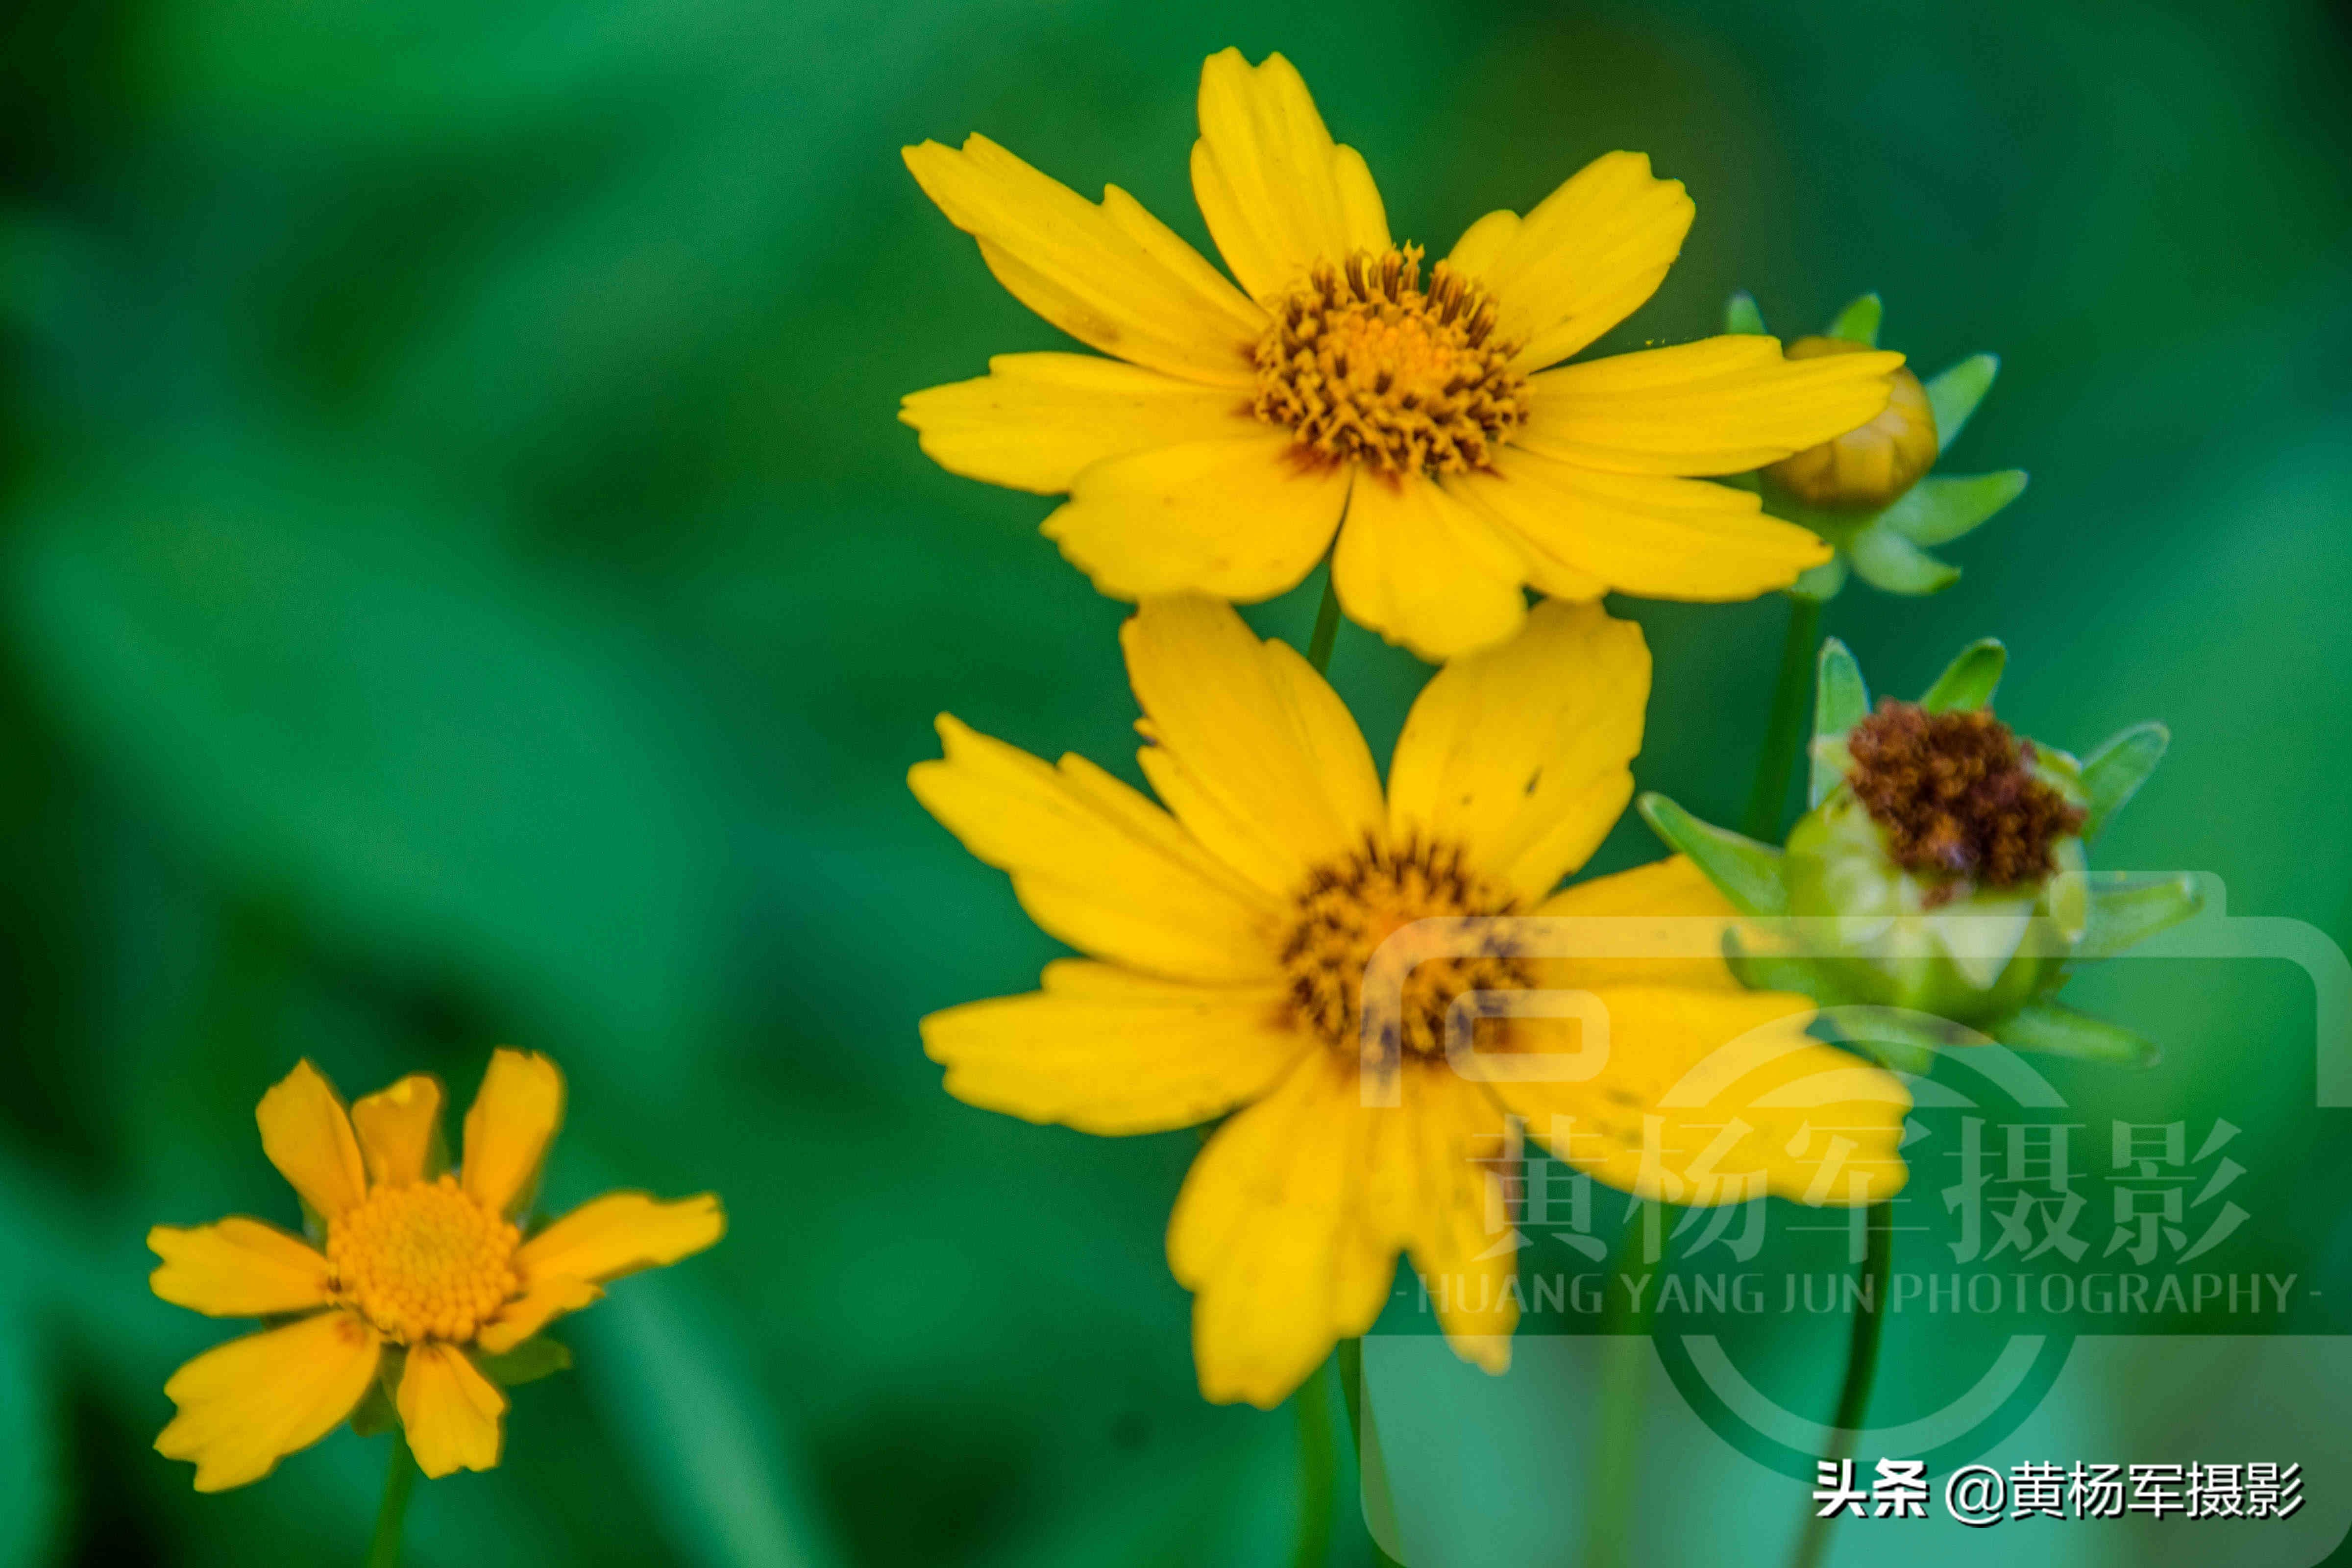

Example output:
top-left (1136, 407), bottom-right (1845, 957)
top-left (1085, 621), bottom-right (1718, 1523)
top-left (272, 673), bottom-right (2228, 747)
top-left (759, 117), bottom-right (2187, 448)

top-left (1725, 291), bottom-right (2027, 600)
top-left (1640, 638), bottom-right (2200, 1069)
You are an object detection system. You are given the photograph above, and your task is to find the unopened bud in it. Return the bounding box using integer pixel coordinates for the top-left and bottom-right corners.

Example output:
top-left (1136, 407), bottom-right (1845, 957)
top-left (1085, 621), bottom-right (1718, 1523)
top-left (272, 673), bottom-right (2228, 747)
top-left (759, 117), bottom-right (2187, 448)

top-left (1767, 337), bottom-right (1938, 508)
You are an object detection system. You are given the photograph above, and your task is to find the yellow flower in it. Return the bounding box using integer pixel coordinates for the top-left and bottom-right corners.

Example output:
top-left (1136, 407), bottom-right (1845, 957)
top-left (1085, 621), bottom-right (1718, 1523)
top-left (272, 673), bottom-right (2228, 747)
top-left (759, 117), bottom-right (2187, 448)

top-left (901, 49), bottom-right (1907, 660)
top-left (910, 595), bottom-right (1909, 1406)
top-left (149, 1051), bottom-right (725, 1491)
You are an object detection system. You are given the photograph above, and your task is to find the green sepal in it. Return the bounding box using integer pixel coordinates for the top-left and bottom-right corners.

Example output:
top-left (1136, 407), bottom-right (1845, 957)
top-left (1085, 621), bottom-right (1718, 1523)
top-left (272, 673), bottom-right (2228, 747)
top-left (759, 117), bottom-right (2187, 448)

top-left (1810, 638), bottom-right (1869, 808)
top-left (1827, 293), bottom-right (1882, 346)
top-left (1918, 638), bottom-right (2006, 713)
top-left (475, 1337), bottom-right (573, 1387)
top-left (1788, 554), bottom-right (1848, 602)
top-left (1997, 1000), bottom-right (2161, 1067)
top-left (1804, 1003), bottom-right (1966, 1076)
top-left (2079, 721), bottom-right (2169, 840)
top-left (2080, 872), bottom-right (2203, 959)
top-left (1880, 470), bottom-right (2028, 547)
top-left (1847, 524), bottom-right (1960, 595)
top-left (1724, 290), bottom-right (1767, 336)
top-left (1637, 793), bottom-right (1787, 916)
top-left (350, 1346), bottom-right (407, 1437)
top-left (1926, 354), bottom-right (2000, 452)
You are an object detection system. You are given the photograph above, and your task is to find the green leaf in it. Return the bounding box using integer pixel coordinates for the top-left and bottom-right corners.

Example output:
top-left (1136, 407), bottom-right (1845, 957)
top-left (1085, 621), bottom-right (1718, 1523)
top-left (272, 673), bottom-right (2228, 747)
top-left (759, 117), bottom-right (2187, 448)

top-left (1997, 1001), bottom-right (2161, 1067)
top-left (1919, 638), bottom-right (2007, 712)
top-left (2080, 873), bottom-right (2203, 958)
top-left (1788, 554), bottom-right (1848, 602)
top-left (476, 1336), bottom-right (574, 1387)
top-left (1879, 470), bottom-right (2029, 547)
top-left (1810, 638), bottom-right (1869, 807)
top-left (2080, 721), bottom-right (2170, 839)
top-left (1636, 794), bottom-right (1787, 914)
top-left (1926, 353), bottom-right (2000, 452)
top-left (1724, 290), bottom-right (1767, 336)
top-left (1847, 524), bottom-right (1962, 594)
top-left (1827, 293), bottom-right (1882, 346)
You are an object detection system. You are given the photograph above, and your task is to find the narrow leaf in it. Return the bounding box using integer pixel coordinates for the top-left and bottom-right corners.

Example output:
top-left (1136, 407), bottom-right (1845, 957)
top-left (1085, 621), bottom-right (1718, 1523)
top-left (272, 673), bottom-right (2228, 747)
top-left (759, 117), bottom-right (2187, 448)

top-left (1998, 1001), bottom-right (2161, 1067)
top-left (476, 1336), bottom-right (574, 1387)
top-left (2080, 721), bottom-right (2170, 839)
top-left (1848, 524), bottom-right (1961, 595)
top-left (1827, 293), bottom-right (1882, 346)
top-left (1811, 638), bottom-right (1869, 807)
top-left (1919, 638), bottom-right (2007, 712)
top-left (1927, 353), bottom-right (2000, 452)
top-left (1788, 553), bottom-right (1848, 603)
top-left (1637, 793), bottom-right (1788, 915)
top-left (2080, 873), bottom-right (2203, 958)
top-left (1724, 291), bottom-right (1767, 336)
top-left (1880, 470), bottom-right (2029, 547)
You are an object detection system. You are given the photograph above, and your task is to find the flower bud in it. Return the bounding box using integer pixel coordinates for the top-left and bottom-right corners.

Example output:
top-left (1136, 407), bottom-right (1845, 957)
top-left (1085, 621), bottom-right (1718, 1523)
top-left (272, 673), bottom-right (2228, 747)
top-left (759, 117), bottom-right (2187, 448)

top-left (1766, 337), bottom-right (1939, 509)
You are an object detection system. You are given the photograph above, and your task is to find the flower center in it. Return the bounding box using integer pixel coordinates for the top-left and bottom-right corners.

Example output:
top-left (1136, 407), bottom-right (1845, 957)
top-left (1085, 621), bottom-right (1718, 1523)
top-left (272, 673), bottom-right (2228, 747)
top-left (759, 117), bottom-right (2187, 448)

top-left (1280, 836), bottom-right (1535, 1062)
top-left (1845, 701), bottom-right (2085, 888)
top-left (327, 1174), bottom-right (521, 1344)
top-left (1251, 247), bottom-right (1529, 475)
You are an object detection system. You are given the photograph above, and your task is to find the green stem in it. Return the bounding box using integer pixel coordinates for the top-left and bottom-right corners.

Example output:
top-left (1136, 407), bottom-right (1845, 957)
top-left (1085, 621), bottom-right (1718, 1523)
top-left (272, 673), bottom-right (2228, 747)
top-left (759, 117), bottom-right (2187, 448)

top-left (1584, 1203), bottom-right (1663, 1568)
top-left (1305, 570), bottom-right (1342, 675)
top-left (1741, 594), bottom-right (1823, 841)
top-left (363, 1429), bottom-right (418, 1568)
top-left (1334, 1339), bottom-right (1406, 1568)
top-left (1787, 1203), bottom-right (1894, 1568)
top-left (1291, 1357), bottom-right (1335, 1568)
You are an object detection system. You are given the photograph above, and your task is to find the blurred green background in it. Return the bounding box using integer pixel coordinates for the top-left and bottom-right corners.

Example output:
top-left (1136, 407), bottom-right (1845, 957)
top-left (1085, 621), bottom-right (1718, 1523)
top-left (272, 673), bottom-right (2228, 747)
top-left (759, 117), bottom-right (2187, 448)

top-left (1, 0), bottom-right (2348, 1563)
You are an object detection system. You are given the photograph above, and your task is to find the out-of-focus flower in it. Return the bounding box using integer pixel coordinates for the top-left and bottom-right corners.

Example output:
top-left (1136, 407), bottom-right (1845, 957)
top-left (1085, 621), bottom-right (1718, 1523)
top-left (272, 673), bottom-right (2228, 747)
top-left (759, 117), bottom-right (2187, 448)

top-left (150, 1051), bottom-right (724, 1490)
top-left (910, 595), bottom-right (1908, 1407)
top-left (1723, 292), bottom-right (2026, 600)
top-left (900, 49), bottom-right (1904, 659)
top-left (1641, 638), bottom-right (2199, 1064)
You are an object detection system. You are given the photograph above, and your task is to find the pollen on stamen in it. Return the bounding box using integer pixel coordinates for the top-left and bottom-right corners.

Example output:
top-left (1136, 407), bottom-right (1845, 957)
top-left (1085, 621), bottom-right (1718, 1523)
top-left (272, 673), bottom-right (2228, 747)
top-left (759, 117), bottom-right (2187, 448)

top-left (326, 1173), bottom-right (522, 1345)
top-left (1280, 834), bottom-right (1535, 1064)
top-left (1251, 246), bottom-right (1529, 476)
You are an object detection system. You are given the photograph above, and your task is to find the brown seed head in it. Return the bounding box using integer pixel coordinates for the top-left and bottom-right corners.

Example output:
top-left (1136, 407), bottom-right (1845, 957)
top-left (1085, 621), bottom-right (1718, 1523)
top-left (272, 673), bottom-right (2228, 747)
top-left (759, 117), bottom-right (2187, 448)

top-left (1844, 701), bottom-right (2085, 890)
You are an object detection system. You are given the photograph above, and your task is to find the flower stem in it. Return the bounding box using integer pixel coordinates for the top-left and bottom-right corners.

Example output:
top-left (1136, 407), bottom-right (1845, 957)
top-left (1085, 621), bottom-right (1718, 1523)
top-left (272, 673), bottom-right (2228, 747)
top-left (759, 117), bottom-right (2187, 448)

top-left (1306, 569), bottom-right (1342, 675)
top-left (1742, 593), bottom-right (1824, 841)
top-left (1334, 1339), bottom-right (1407, 1568)
top-left (1787, 1202), bottom-right (1894, 1568)
top-left (364, 1428), bottom-right (418, 1568)
top-left (1583, 1201), bottom-right (1661, 1568)
top-left (1290, 1356), bottom-right (1336, 1568)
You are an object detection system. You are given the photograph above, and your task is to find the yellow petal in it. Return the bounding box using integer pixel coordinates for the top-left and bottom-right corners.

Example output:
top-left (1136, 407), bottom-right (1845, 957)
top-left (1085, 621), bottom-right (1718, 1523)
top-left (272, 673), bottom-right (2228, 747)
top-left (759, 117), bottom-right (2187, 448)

top-left (1519, 337), bottom-right (1903, 475)
top-left (1121, 594), bottom-right (1385, 899)
top-left (155, 1310), bottom-right (380, 1492)
top-left (1443, 151), bottom-right (1694, 372)
top-left (1386, 599), bottom-right (1649, 903)
top-left (254, 1060), bottom-right (367, 1222)
top-left (518, 1190), bottom-right (726, 1285)
top-left (474, 1274), bottom-right (603, 1356)
top-left (1460, 450), bottom-right (1830, 600)
top-left (148, 1219), bottom-right (333, 1318)
top-left (1530, 856), bottom-right (1750, 993)
top-left (901, 352), bottom-right (1257, 495)
top-left (922, 960), bottom-right (1308, 1134)
top-left (904, 135), bottom-right (1265, 384)
top-left (1492, 987), bottom-right (1909, 1206)
top-left (1190, 49), bottom-right (1390, 301)
top-left (461, 1049), bottom-right (565, 1219)
top-left (1167, 1050), bottom-right (1396, 1408)
top-left (397, 1342), bottom-right (506, 1479)
top-left (1330, 473), bottom-right (1531, 660)
top-left (1388, 1064), bottom-right (1519, 1372)
top-left (1042, 434), bottom-right (1351, 601)
top-left (910, 715), bottom-right (1281, 982)
top-left (350, 1073), bottom-right (444, 1189)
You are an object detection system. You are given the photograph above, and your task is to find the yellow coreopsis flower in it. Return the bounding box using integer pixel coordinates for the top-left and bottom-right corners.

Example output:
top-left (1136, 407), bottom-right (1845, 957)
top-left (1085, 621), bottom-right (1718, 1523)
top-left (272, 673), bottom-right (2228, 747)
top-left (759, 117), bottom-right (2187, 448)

top-left (901, 49), bottom-right (1906, 660)
top-left (149, 1050), bottom-right (725, 1490)
top-left (910, 595), bottom-right (1909, 1405)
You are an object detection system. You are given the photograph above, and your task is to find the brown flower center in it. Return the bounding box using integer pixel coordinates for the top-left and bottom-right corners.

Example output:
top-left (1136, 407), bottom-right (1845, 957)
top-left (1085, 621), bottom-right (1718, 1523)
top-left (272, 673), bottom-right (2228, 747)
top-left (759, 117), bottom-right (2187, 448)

top-left (1281, 836), bottom-right (1535, 1062)
top-left (1845, 701), bottom-right (2085, 888)
top-left (1251, 247), bottom-right (1529, 475)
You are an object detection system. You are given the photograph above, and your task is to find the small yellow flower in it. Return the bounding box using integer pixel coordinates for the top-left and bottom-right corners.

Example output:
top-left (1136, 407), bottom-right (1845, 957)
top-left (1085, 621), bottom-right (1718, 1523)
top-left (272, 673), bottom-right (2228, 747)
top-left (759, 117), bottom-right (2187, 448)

top-left (911, 595), bottom-right (1908, 1406)
top-left (901, 49), bottom-right (1908, 660)
top-left (149, 1051), bottom-right (724, 1491)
